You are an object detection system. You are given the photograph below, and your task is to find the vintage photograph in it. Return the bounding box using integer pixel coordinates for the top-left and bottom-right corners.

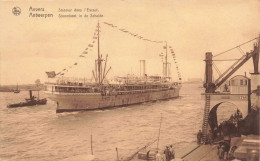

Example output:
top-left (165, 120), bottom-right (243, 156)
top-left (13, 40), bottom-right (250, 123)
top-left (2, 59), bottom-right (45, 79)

top-left (0, 0), bottom-right (259, 160)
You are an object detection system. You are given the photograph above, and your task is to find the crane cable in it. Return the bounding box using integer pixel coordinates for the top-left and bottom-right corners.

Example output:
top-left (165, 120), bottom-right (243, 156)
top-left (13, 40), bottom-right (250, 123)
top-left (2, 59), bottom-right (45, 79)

top-left (212, 62), bottom-right (221, 76)
top-left (213, 37), bottom-right (259, 58)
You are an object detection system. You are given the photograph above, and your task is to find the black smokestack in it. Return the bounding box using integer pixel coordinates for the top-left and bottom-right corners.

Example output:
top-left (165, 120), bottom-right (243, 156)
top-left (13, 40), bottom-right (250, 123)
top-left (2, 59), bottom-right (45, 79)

top-left (29, 90), bottom-right (32, 99)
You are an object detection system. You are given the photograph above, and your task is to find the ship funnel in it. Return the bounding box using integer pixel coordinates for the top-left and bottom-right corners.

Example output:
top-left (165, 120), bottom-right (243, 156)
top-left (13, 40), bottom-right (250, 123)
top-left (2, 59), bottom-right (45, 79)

top-left (139, 60), bottom-right (146, 77)
top-left (29, 90), bottom-right (33, 99)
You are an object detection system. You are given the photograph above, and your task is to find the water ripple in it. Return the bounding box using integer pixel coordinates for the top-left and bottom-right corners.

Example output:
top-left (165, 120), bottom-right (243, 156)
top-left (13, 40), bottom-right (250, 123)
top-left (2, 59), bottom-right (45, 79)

top-left (0, 83), bottom-right (205, 161)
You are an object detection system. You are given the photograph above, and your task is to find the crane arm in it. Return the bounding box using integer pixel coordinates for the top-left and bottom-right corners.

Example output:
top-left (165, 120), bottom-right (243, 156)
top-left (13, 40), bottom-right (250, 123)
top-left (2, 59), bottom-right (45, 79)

top-left (214, 52), bottom-right (254, 89)
top-left (214, 42), bottom-right (259, 90)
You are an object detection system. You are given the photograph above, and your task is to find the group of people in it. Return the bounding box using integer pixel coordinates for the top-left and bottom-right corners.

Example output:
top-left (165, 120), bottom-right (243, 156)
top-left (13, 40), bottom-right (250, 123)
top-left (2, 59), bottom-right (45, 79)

top-left (228, 109), bottom-right (243, 125)
top-left (197, 129), bottom-right (217, 145)
top-left (155, 145), bottom-right (175, 161)
top-left (197, 109), bottom-right (243, 145)
top-left (164, 145), bottom-right (175, 161)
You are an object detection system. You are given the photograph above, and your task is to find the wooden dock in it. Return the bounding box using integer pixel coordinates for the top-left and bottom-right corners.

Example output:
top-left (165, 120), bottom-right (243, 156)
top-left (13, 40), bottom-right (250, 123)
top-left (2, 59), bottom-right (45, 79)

top-left (122, 135), bottom-right (259, 161)
top-left (182, 144), bottom-right (219, 161)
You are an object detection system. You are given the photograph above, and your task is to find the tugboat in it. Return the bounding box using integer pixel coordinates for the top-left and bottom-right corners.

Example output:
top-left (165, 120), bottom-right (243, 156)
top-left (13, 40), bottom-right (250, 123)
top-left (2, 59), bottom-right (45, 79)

top-left (7, 90), bottom-right (47, 108)
top-left (13, 83), bottom-right (20, 93)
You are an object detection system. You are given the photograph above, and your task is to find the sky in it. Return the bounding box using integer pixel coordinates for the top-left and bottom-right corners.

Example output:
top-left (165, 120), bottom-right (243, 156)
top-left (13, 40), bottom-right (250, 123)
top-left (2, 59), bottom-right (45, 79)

top-left (0, 0), bottom-right (259, 85)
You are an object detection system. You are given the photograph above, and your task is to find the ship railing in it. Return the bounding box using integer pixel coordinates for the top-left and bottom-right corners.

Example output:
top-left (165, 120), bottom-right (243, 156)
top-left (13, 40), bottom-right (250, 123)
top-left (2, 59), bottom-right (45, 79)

top-left (47, 84), bottom-right (176, 95)
top-left (109, 87), bottom-right (172, 95)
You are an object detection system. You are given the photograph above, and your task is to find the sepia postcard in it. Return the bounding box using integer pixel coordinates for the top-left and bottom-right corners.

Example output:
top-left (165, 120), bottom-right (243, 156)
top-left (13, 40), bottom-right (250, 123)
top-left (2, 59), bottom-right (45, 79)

top-left (0, 0), bottom-right (259, 161)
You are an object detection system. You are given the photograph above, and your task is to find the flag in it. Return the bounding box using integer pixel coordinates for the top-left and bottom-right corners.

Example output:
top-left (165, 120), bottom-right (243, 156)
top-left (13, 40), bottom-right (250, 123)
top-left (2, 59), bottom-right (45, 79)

top-left (83, 51), bottom-right (88, 54)
top-left (74, 63), bottom-right (78, 65)
top-left (46, 71), bottom-right (56, 78)
top-left (88, 44), bottom-right (93, 47)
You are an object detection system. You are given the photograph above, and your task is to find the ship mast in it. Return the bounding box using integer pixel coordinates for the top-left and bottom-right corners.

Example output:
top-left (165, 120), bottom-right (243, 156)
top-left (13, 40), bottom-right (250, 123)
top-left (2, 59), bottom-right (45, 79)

top-left (97, 21), bottom-right (101, 84)
top-left (163, 41), bottom-right (169, 77)
top-left (94, 21), bottom-right (111, 85)
top-left (165, 41), bottom-right (168, 77)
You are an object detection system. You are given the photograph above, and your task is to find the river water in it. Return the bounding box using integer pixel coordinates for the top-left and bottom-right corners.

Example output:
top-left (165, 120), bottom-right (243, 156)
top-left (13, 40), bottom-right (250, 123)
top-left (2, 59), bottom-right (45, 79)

top-left (0, 83), bottom-right (207, 161)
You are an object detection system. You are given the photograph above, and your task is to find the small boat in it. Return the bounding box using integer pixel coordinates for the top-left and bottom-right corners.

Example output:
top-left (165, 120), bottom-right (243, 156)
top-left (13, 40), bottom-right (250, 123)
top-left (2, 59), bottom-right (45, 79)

top-left (7, 90), bottom-right (47, 108)
top-left (13, 83), bottom-right (20, 93)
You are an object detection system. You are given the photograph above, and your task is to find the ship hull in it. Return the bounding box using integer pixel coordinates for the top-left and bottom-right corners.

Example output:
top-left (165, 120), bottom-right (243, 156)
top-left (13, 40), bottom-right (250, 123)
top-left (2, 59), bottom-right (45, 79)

top-left (45, 87), bottom-right (180, 113)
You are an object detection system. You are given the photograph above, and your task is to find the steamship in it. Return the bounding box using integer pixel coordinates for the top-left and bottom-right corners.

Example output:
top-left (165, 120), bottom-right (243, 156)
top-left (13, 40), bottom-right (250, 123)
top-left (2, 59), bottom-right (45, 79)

top-left (45, 22), bottom-right (181, 113)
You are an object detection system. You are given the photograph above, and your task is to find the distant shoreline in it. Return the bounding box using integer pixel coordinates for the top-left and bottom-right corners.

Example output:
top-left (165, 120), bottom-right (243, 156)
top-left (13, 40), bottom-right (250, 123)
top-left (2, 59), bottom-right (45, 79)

top-left (0, 84), bottom-right (44, 92)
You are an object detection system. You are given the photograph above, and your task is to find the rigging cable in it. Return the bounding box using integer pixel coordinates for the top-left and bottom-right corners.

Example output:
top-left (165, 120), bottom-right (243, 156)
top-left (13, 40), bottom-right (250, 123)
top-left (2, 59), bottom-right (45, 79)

top-left (237, 46), bottom-right (245, 56)
top-left (104, 21), bottom-right (182, 80)
top-left (57, 25), bottom-right (99, 76)
top-left (213, 59), bottom-right (240, 61)
top-left (212, 62), bottom-right (221, 76)
top-left (213, 37), bottom-right (258, 58)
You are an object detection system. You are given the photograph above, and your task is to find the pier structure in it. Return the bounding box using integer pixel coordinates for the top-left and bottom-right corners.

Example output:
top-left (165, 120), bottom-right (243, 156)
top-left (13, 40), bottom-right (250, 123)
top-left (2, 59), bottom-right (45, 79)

top-left (201, 36), bottom-right (260, 143)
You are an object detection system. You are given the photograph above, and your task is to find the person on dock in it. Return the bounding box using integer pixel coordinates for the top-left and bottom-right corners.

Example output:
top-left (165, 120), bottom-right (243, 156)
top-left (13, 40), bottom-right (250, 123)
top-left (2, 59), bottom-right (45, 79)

top-left (169, 145), bottom-right (175, 160)
top-left (197, 130), bottom-right (202, 145)
top-left (146, 150), bottom-right (150, 161)
top-left (208, 130), bottom-right (213, 145)
top-left (156, 151), bottom-right (164, 161)
top-left (164, 146), bottom-right (171, 161)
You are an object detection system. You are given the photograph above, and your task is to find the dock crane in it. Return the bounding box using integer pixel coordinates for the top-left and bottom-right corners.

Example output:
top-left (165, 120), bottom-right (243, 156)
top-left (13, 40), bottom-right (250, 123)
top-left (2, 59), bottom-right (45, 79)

top-left (201, 35), bottom-right (259, 143)
top-left (204, 36), bottom-right (259, 93)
